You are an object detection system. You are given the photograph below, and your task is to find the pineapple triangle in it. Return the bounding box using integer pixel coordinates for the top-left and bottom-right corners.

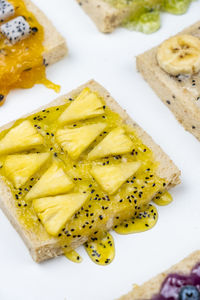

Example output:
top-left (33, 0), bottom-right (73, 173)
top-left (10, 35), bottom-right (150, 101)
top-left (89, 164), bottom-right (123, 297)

top-left (91, 162), bottom-right (141, 195)
top-left (88, 127), bottom-right (134, 160)
top-left (4, 153), bottom-right (50, 188)
top-left (0, 120), bottom-right (44, 155)
top-left (33, 193), bottom-right (88, 236)
top-left (56, 123), bottom-right (107, 160)
top-left (26, 162), bottom-right (74, 200)
top-left (58, 88), bottom-right (105, 124)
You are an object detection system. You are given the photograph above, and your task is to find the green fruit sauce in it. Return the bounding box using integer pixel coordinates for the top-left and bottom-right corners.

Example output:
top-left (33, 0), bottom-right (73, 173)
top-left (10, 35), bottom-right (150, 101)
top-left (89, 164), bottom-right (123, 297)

top-left (104, 0), bottom-right (193, 33)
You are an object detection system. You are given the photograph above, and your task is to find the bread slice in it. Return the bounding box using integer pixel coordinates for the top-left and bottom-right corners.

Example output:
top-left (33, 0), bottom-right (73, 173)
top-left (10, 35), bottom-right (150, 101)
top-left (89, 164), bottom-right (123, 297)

top-left (24, 0), bottom-right (67, 66)
top-left (76, 0), bottom-right (130, 33)
top-left (136, 21), bottom-right (200, 141)
top-left (0, 80), bottom-right (180, 262)
top-left (120, 250), bottom-right (200, 299)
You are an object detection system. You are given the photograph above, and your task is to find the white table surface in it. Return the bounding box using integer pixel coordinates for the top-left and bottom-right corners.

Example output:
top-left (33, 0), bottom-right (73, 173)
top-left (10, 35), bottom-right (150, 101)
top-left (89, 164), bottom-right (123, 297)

top-left (0, 1), bottom-right (200, 299)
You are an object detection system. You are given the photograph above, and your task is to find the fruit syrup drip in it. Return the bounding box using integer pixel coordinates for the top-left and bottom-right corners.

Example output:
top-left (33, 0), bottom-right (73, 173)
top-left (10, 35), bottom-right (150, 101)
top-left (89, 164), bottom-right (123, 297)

top-left (65, 192), bottom-right (172, 265)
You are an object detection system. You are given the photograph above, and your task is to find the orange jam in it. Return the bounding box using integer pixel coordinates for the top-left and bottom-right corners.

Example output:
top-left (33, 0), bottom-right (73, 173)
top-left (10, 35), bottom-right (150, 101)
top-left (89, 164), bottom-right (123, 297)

top-left (0, 0), bottom-right (60, 105)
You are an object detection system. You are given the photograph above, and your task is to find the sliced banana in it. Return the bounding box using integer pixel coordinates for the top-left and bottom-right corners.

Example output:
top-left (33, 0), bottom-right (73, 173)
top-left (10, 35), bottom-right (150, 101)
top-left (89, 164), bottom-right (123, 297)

top-left (157, 34), bottom-right (200, 76)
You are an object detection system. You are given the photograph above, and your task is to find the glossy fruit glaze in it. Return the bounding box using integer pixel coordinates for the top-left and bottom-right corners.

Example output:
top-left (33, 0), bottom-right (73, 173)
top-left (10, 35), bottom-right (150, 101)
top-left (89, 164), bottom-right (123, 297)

top-left (152, 263), bottom-right (200, 299)
top-left (0, 0), bottom-right (59, 105)
top-left (0, 88), bottom-right (170, 265)
top-left (104, 0), bottom-right (192, 33)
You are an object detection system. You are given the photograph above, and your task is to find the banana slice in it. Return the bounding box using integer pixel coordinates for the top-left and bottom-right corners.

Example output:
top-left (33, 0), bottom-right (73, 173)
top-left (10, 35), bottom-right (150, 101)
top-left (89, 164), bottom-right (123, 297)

top-left (157, 35), bottom-right (200, 76)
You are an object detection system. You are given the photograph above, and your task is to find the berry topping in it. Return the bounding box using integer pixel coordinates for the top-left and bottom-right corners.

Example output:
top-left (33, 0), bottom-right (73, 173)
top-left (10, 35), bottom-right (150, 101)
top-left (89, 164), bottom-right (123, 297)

top-left (179, 286), bottom-right (200, 300)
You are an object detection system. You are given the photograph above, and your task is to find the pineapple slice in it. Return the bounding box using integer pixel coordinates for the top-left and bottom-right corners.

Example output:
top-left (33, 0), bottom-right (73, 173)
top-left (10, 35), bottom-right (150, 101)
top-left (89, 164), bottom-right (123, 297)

top-left (0, 120), bottom-right (44, 155)
top-left (58, 88), bottom-right (105, 124)
top-left (33, 193), bottom-right (88, 236)
top-left (91, 162), bottom-right (141, 195)
top-left (88, 127), bottom-right (134, 160)
top-left (56, 123), bottom-right (106, 160)
top-left (25, 162), bottom-right (74, 200)
top-left (4, 153), bottom-right (50, 188)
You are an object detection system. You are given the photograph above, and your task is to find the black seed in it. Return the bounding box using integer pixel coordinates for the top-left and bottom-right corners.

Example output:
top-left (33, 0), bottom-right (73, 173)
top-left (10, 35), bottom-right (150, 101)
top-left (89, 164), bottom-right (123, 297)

top-left (32, 27), bottom-right (38, 32)
top-left (0, 94), bottom-right (4, 102)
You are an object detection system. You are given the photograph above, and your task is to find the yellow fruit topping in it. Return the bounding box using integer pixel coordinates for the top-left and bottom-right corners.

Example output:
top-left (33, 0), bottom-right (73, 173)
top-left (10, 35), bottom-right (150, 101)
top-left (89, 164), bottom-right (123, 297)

top-left (33, 193), bottom-right (88, 236)
top-left (0, 87), bottom-right (170, 265)
top-left (91, 162), bottom-right (141, 195)
top-left (0, 0), bottom-right (59, 106)
top-left (0, 120), bottom-right (44, 155)
top-left (114, 204), bottom-right (158, 234)
top-left (4, 153), bottom-right (49, 188)
top-left (56, 123), bottom-right (107, 160)
top-left (58, 88), bottom-right (105, 124)
top-left (25, 162), bottom-right (74, 200)
top-left (64, 250), bottom-right (83, 263)
top-left (88, 127), bottom-right (134, 160)
top-left (85, 232), bottom-right (115, 265)
top-left (153, 191), bottom-right (173, 206)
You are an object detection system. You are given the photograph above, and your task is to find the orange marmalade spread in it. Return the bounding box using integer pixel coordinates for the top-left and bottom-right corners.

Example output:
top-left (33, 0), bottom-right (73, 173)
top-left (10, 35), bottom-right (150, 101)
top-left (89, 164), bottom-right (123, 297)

top-left (0, 0), bottom-right (59, 105)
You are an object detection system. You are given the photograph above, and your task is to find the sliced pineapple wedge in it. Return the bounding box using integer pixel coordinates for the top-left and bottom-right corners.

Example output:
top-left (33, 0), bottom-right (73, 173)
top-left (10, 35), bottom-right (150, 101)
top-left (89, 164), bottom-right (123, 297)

top-left (91, 162), bottom-right (141, 195)
top-left (58, 88), bottom-right (105, 124)
top-left (88, 127), bottom-right (134, 160)
top-left (0, 120), bottom-right (44, 155)
top-left (56, 123), bottom-right (106, 160)
top-left (33, 193), bottom-right (88, 236)
top-left (25, 162), bottom-right (74, 200)
top-left (4, 153), bottom-right (50, 188)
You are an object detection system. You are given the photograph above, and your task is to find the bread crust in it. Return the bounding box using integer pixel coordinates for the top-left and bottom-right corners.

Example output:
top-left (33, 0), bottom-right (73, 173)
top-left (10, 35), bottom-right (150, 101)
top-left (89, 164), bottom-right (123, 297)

top-left (0, 80), bottom-right (180, 262)
top-left (76, 0), bottom-right (129, 33)
top-left (120, 250), bottom-right (200, 300)
top-left (24, 0), bottom-right (67, 65)
top-left (136, 21), bottom-right (200, 141)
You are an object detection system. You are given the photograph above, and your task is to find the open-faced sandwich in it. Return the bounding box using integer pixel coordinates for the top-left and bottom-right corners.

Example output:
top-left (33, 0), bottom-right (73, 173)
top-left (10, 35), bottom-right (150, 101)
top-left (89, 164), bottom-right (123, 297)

top-left (137, 21), bottom-right (200, 141)
top-left (0, 0), bottom-right (67, 105)
top-left (76, 0), bottom-right (194, 33)
top-left (120, 251), bottom-right (200, 300)
top-left (0, 80), bottom-right (180, 264)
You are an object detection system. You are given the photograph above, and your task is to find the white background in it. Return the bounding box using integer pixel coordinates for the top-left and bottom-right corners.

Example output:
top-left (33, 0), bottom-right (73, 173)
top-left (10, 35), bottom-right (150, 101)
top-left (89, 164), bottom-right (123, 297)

top-left (0, 1), bottom-right (200, 299)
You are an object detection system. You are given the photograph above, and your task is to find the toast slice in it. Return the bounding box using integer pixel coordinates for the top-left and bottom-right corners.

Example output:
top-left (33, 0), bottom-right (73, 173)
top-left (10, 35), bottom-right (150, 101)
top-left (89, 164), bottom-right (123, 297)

top-left (0, 80), bottom-right (180, 262)
top-left (24, 0), bottom-right (67, 66)
top-left (120, 250), bottom-right (200, 299)
top-left (76, 0), bottom-right (130, 33)
top-left (136, 21), bottom-right (200, 141)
